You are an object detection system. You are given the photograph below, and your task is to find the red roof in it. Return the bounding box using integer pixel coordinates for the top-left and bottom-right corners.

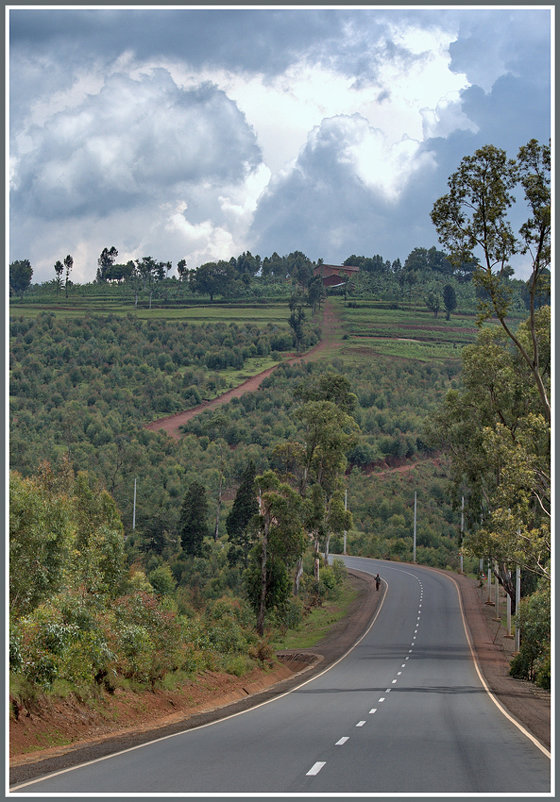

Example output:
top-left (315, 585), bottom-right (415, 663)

top-left (313, 264), bottom-right (360, 278)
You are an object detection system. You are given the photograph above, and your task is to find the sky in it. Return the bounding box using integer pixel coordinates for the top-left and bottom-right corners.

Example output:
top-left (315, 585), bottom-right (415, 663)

top-left (8, 5), bottom-right (552, 284)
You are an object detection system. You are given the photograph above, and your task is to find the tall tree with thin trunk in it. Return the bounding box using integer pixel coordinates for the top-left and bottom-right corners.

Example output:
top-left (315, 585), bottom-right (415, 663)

top-left (248, 471), bottom-right (305, 636)
top-left (54, 260), bottom-right (64, 293)
top-left (431, 140), bottom-right (550, 421)
top-left (63, 254), bottom-right (73, 299)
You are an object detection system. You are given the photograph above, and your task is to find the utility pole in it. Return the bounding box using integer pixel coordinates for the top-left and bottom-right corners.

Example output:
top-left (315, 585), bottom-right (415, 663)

top-left (515, 566), bottom-right (521, 652)
top-left (133, 477), bottom-right (137, 530)
top-left (343, 488), bottom-right (348, 555)
top-left (459, 495), bottom-right (464, 574)
top-left (493, 562), bottom-right (501, 621)
top-left (413, 491), bottom-right (417, 563)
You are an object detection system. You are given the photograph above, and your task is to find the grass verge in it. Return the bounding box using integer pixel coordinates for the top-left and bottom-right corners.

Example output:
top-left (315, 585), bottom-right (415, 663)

top-left (272, 579), bottom-right (359, 651)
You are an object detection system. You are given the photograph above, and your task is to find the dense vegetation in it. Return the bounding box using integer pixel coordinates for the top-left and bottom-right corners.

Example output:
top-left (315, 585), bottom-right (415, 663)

top-left (9, 304), bottom-right (464, 703)
top-left (9, 139), bottom-right (550, 703)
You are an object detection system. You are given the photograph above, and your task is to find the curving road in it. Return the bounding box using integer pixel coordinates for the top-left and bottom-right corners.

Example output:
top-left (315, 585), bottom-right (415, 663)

top-left (12, 557), bottom-right (551, 795)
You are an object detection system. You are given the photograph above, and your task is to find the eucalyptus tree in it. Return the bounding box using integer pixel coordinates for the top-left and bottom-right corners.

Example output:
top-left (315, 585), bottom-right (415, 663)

top-left (54, 260), bottom-right (64, 293)
top-left (431, 139), bottom-right (550, 421)
top-left (63, 254), bottom-right (73, 299)
top-left (427, 309), bottom-right (550, 607)
top-left (96, 246), bottom-right (119, 282)
top-left (248, 470), bottom-right (306, 635)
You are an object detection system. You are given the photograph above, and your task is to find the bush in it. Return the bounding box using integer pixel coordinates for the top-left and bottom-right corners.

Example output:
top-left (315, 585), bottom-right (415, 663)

top-left (509, 585), bottom-right (550, 685)
top-left (222, 654), bottom-right (253, 677)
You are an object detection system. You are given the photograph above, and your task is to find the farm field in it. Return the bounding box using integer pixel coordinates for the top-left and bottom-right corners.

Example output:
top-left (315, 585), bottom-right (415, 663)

top-left (321, 299), bottom-right (480, 362)
top-left (9, 300), bottom-right (293, 327)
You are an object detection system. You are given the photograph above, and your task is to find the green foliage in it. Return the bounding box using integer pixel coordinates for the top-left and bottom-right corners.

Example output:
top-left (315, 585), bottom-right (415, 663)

top-left (9, 260), bottom-right (33, 298)
top-left (9, 471), bottom-right (74, 616)
top-left (431, 138), bottom-right (551, 421)
top-left (148, 564), bottom-right (177, 596)
top-left (179, 481), bottom-right (209, 556)
top-left (443, 284), bottom-right (457, 320)
top-left (427, 311), bottom-right (550, 582)
top-left (509, 583), bottom-right (550, 687)
top-left (226, 460), bottom-right (258, 565)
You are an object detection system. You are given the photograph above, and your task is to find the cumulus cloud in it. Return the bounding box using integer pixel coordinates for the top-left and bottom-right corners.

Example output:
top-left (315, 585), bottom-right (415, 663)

top-left (250, 113), bottom-right (440, 262)
top-left (11, 68), bottom-right (261, 219)
top-left (8, 7), bottom-right (551, 282)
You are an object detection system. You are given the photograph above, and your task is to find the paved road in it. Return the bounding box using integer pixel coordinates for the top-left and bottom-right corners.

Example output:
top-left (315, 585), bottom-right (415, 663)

top-left (12, 557), bottom-right (550, 795)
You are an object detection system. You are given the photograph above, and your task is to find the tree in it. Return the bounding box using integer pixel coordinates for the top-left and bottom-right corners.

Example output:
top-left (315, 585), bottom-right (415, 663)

top-left (307, 276), bottom-right (325, 313)
top-left (177, 259), bottom-right (188, 280)
top-left (135, 256), bottom-right (160, 308)
top-left (179, 481), bottom-right (208, 556)
top-left (9, 471), bottom-right (73, 616)
top-left (425, 289), bottom-right (441, 318)
top-left (324, 491), bottom-right (352, 567)
top-left (294, 372), bottom-right (357, 415)
top-left (226, 461), bottom-right (259, 566)
top-left (189, 261), bottom-right (234, 302)
top-left (64, 254), bottom-right (73, 299)
top-left (443, 284), bottom-right (457, 320)
top-left (431, 140), bottom-right (551, 421)
top-left (96, 247), bottom-right (119, 282)
top-left (249, 471), bottom-right (305, 635)
top-left (427, 309), bottom-right (550, 607)
top-left (54, 260), bottom-right (64, 293)
top-left (9, 260), bottom-right (33, 299)
top-left (288, 293), bottom-right (307, 352)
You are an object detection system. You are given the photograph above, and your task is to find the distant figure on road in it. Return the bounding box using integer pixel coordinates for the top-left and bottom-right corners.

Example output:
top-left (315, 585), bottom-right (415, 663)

top-left (375, 573), bottom-right (381, 591)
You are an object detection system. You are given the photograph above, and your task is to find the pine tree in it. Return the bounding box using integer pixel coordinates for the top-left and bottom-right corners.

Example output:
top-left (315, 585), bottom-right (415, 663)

top-left (226, 461), bottom-right (258, 566)
top-left (179, 481), bottom-right (208, 556)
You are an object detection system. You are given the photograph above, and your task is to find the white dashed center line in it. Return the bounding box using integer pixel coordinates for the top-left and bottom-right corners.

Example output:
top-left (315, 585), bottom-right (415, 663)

top-left (369, 708), bottom-right (377, 715)
top-left (307, 762), bottom-right (326, 776)
top-left (356, 720), bottom-right (366, 727)
top-left (335, 737), bottom-right (349, 746)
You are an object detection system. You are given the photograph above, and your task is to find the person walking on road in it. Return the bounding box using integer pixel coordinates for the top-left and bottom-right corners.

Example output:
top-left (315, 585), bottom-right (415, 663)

top-left (375, 573), bottom-right (381, 591)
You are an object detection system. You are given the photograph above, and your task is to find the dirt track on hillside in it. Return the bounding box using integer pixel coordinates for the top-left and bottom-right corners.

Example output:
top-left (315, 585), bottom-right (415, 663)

top-left (145, 300), bottom-right (340, 440)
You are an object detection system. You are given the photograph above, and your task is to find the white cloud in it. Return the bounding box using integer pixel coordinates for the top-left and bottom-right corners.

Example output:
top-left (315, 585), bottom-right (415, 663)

top-left (9, 9), bottom-right (550, 282)
top-left (168, 20), bottom-right (470, 179)
top-left (11, 68), bottom-right (261, 220)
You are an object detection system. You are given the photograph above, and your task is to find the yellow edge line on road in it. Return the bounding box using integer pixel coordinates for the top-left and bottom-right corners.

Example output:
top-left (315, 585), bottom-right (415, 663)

top-left (444, 571), bottom-right (551, 760)
top-left (11, 573), bottom-right (388, 792)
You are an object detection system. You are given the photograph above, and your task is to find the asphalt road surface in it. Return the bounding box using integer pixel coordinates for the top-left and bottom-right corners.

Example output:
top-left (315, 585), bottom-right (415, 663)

top-left (12, 556), bottom-right (551, 795)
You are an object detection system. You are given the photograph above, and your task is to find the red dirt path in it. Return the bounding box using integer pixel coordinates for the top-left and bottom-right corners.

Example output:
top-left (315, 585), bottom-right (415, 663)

top-left (145, 300), bottom-right (340, 440)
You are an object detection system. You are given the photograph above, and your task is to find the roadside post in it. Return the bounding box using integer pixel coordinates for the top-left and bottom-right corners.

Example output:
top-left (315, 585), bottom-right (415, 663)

top-left (493, 562), bottom-right (501, 621)
top-left (515, 566), bottom-right (521, 651)
top-left (343, 488), bottom-right (348, 555)
top-left (413, 491), bottom-right (417, 563)
top-left (459, 496), bottom-right (464, 573)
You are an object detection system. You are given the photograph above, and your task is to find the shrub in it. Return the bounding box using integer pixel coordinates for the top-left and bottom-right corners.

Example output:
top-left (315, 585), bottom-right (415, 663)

top-left (509, 585), bottom-right (550, 685)
top-left (222, 654), bottom-right (253, 677)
